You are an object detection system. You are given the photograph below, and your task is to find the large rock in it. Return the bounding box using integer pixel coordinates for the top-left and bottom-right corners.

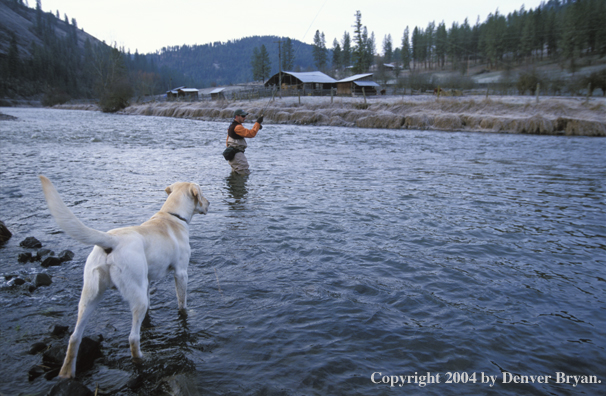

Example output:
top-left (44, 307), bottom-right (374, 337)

top-left (41, 336), bottom-right (103, 378)
top-left (0, 221), bottom-right (11, 244)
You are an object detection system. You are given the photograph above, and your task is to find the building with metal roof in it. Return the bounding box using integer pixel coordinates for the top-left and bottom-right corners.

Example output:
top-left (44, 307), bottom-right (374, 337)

top-left (264, 71), bottom-right (337, 90)
top-left (209, 87), bottom-right (226, 100)
top-left (166, 87), bottom-right (199, 100)
top-left (336, 74), bottom-right (381, 96)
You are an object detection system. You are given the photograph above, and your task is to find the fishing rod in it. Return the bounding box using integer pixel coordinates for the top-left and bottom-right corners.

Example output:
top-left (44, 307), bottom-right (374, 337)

top-left (255, 0), bottom-right (327, 120)
top-left (260, 89), bottom-right (276, 117)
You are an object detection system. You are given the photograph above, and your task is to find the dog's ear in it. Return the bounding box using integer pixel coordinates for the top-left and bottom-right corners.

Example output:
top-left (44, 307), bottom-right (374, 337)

top-left (165, 186), bottom-right (173, 195)
top-left (190, 184), bottom-right (204, 206)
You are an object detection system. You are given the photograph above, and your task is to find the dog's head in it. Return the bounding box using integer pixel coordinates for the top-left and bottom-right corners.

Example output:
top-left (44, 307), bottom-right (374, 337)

top-left (164, 182), bottom-right (209, 216)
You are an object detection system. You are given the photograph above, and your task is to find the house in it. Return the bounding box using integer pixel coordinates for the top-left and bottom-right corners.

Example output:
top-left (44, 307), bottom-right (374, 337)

top-left (264, 71), bottom-right (337, 91)
top-left (336, 74), bottom-right (381, 96)
top-left (166, 86), bottom-right (199, 100)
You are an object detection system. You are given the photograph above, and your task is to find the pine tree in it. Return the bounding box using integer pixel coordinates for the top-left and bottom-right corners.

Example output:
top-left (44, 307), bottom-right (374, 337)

top-left (259, 44), bottom-right (272, 82)
top-left (332, 38), bottom-right (342, 71)
top-left (435, 23), bottom-right (447, 68)
top-left (425, 22), bottom-right (435, 69)
top-left (382, 34), bottom-right (393, 63)
top-left (7, 32), bottom-right (20, 79)
top-left (401, 27), bottom-right (410, 70)
top-left (281, 38), bottom-right (295, 71)
top-left (352, 11), bottom-right (365, 73)
top-left (411, 26), bottom-right (421, 70)
top-left (312, 30), bottom-right (328, 71)
top-left (35, 0), bottom-right (43, 34)
top-left (520, 14), bottom-right (535, 63)
top-left (251, 47), bottom-right (262, 81)
top-left (342, 32), bottom-right (351, 68)
top-left (364, 29), bottom-right (375, 71)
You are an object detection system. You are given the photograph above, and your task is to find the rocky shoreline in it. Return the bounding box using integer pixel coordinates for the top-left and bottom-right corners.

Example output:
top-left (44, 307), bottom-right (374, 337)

top-left (53, 95), bottom-right (606, 136)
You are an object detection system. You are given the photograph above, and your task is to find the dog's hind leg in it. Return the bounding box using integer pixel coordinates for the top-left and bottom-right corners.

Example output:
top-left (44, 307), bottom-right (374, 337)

top-left (127, 292), bottom-right (148, 361)
top-left (110, 254), bottom-right (149, 361)
top-left (59, 254), bottom-right (109, 378)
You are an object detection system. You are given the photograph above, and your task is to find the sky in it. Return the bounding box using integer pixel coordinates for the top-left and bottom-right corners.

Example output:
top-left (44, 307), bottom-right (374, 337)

top-left (41, 0), bottom-right (546, 54)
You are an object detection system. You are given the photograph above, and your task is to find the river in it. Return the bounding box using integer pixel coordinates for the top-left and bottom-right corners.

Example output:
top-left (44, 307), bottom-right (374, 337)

top-left (1, 108), bottom-right (604, 395)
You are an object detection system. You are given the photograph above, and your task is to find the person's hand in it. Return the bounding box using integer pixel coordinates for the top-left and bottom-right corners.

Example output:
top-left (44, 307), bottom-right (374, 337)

top-left (257, 116), bottom-right (264, 124)
top-left (258, 124), bottom-right (263, 130)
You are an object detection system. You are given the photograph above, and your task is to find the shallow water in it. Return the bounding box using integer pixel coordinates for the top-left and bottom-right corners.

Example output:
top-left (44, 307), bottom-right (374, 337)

top-left (1, 107), bottom-right (605, 395)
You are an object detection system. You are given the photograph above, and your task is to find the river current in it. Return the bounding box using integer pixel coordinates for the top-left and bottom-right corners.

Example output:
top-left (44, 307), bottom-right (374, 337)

top-left (0, 107), bottom-right (604, 395)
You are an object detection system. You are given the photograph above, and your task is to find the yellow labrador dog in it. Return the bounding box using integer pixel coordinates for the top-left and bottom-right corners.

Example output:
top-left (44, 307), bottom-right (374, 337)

top-left (39, 175), bottom-right (209, 379)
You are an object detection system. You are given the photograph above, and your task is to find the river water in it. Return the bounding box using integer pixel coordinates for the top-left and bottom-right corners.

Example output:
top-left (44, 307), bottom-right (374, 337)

top-left (0, 107), bottom-right (604, 395)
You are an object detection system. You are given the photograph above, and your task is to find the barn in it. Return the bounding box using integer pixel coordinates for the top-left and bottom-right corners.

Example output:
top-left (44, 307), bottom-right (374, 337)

top-left (210, 87), bottom-right (226, 100)
top-left (166, 87), bottom-right (199, 100)
top-left (264, 71), bottom-right (337, 92)
top-left (336, 74), bottom-right (381, 96)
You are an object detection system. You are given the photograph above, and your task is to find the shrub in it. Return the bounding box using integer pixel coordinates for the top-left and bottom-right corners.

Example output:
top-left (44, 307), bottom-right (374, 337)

top-left (582, 69), bottom-right (606, 96)
top-left (98, 78), bottom-right (133, 113)
top-left (516, 70), bottom-right (542, 95)
top-left (42, 89), bottom-right (71, 107)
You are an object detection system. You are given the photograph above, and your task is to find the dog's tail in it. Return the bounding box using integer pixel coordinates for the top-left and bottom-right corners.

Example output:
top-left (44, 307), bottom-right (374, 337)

top-left (39, 175), bottom-right (117, 250)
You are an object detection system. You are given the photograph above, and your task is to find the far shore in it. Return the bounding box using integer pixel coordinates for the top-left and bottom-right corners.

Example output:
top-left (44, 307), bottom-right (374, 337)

top-left (51, 94), bottom-right (606, 137)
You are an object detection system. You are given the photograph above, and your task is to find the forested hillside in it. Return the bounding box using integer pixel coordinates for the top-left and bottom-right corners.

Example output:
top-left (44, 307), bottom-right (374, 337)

top-left (151, 37), bottom-right (316, 88)
top-left (0, 0), bottom-right (192, 103)
top-left (397, 0), bottom-right (606, 72)
top-left (1, 0), bottom-right (605, 105)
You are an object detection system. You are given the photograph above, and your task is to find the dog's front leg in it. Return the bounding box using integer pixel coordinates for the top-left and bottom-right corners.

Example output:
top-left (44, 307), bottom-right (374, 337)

top-left (174, 268), bottom-right (188, 314)
top-left (59, 333), bottom-right (81, 379)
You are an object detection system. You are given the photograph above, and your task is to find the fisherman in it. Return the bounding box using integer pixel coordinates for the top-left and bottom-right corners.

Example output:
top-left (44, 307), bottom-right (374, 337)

top-left (223, 109), bottom-right (263, 175)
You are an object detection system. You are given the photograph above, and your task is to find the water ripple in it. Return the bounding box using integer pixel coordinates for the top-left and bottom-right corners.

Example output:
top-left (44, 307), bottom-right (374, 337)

top-left (1, 108), bottom-right (605, 395)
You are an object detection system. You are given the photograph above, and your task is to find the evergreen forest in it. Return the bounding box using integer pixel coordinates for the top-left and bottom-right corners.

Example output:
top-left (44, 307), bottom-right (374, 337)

top-left (1, 0), bottom-right (605, 110)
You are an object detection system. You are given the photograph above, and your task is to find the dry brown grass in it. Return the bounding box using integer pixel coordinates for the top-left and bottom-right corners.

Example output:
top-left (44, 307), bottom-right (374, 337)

top-left (54, 95), bottom-right (606, 136)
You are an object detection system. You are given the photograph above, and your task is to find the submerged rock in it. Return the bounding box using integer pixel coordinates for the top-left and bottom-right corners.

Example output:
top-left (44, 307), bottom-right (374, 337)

top-left (41, 257), bottom-right (62, 268)
top-left (155, 374), bottom-right (200, 395)
top-left (37, 249), bottom-right (53, 260)
top-left (29, 342), bottom-right (49, 355)
top-left (51, 325), bottom-right (69, 338)
top-left (58, 250), bottom-right (74, 262)
top-left (35, 273), bottom-right (53, 287)
top-left (28, 364), bottom-right (46, 381)
top-left (43, 344), bottom-right (66, 367)
top-left (18, 252), bottom-right (33, 263)
top-left (46, 379), bottom-right (94, 396)
top-left (20, 237), bottom-right (42, 249)
top-left (13, 277), bottom-right (26, 286)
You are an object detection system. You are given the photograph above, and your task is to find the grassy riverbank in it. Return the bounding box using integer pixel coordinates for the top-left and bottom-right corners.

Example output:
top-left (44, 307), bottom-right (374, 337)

top-left (55, 95), bottom-right (606, 136)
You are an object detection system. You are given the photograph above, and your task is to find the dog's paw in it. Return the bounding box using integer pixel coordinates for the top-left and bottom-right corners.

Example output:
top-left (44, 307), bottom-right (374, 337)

top-left (132, 356), bottom-right (144, 365)
top-left (57, 372), bottom-right (74, 380)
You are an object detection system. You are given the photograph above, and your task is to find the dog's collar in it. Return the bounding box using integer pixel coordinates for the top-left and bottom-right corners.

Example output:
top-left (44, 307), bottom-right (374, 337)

top-left (169, 212), bottom-right (188, 223)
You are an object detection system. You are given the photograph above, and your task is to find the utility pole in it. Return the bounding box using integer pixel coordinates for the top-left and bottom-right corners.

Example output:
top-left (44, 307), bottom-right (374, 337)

top-left (274, 40), bottom-right (282, 99)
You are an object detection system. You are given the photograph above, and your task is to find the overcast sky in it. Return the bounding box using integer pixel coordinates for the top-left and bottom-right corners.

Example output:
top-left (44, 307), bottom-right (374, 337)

top-left (41, 0), bottom-right (546, 54)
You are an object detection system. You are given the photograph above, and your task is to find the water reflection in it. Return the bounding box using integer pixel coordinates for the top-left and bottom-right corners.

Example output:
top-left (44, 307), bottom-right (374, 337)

top-left (225, 173), bottom-right (249, 204)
